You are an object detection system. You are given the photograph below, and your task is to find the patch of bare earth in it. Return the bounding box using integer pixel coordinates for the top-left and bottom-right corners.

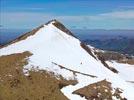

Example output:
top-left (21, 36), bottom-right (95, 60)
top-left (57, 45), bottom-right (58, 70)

top-left (0, 52), bottom-right (77, 100)
top-left (73, 80), bottom-right (127, 100)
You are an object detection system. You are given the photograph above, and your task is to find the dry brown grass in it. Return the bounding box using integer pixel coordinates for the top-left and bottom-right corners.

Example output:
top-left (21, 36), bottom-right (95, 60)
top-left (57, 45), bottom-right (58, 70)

top-left (0, 52), bottom-right (77, 100)
top-left (73, 80), bottom-right (127, 100)
top-left (73, 80), bottom-right (112, 100)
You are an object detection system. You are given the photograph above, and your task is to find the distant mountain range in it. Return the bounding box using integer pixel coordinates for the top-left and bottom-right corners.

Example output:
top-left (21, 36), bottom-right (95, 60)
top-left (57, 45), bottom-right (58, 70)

top-left (83, 37), bottom-right (134, 56)
top-left (72, 29), bottom-right (134, 56)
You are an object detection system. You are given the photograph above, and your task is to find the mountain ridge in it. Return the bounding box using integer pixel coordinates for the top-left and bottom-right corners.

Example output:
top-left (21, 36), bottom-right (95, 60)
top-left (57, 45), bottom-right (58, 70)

top-left (0, 20), bottom-right (134, 100)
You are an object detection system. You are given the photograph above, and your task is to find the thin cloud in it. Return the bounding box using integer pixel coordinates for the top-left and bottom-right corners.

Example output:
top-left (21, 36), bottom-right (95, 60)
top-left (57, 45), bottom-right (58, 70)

top-left (100, 10), bottom-right (134, 19)
top-left (1, 10), bottom-right (134, 29)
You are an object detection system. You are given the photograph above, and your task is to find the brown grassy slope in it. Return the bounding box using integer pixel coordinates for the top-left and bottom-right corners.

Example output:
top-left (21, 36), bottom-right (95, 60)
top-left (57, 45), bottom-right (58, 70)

top-left (0, 52), bottom-right (76, 100)
top-left (73, 80), bottom-right (127, 100)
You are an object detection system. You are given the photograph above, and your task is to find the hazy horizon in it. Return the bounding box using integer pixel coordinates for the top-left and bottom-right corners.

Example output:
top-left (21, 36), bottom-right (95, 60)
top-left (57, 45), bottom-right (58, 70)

top-left (1, 0), bottom-right (134, 29)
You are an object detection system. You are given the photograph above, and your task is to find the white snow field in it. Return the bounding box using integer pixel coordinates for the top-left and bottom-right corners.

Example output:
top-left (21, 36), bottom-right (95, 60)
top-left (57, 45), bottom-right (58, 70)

top-left (0, 20), bottom-right (134, 100)
top-left (107, 61), bottom-right (134, 85)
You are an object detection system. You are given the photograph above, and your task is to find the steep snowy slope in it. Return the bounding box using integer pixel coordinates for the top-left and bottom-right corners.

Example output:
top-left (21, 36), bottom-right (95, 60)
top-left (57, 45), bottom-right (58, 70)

top-left (91, 47), bottom-right (134, 85)
top-left (0, 20), bottom-right (134, 100)
top-left (106, 61), bottom-right (134, 86)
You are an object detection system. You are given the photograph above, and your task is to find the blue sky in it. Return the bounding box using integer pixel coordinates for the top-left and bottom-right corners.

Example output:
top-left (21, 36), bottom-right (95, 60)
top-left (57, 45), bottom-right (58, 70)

top-left (0, 0), bottom-right (134, 29)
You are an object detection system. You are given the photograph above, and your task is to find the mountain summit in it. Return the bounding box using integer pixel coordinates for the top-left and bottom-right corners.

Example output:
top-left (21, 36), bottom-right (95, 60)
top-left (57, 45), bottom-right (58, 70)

top-left (0, 20), bottom-right (134, 100)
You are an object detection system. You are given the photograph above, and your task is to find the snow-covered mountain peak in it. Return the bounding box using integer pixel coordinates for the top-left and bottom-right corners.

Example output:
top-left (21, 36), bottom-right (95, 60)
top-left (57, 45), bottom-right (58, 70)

top-left (45, 19), bottom-right (76, 37)
top-left (0, 20), bottom-right (134, 100)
